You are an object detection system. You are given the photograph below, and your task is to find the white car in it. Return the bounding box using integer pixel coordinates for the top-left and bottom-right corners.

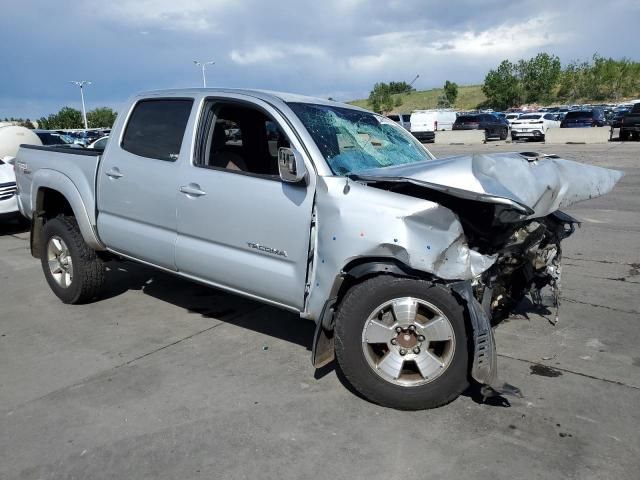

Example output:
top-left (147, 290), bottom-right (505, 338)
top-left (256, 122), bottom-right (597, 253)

top-left (511, 112), bottom-right (560, 141)
top-left (87, 136), bottom-right (109, 149)
top-left (0, 125), bottom-right (41, 221)
top-left (505, 112), bottom-right (522, 127)
top-left (0, 157), bottom-right (19, 220)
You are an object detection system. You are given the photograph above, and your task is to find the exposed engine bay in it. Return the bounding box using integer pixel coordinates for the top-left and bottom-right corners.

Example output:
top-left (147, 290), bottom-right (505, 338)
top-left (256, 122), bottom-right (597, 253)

top-left (362, 179), bottom-right (579, 324)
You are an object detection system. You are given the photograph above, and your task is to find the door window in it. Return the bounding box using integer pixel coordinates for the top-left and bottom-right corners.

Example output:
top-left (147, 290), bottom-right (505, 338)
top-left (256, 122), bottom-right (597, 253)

top-left (197, 102), bottom-right (290, 177)
top-left (121, 99), bottom-right (193, 161)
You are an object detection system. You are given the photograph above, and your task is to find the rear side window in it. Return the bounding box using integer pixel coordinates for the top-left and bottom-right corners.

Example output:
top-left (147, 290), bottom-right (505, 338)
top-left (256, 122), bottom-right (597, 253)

top-left (565, 111), bottom-right (592, 120)
top-left (121, 99), bottom-right (193, 161)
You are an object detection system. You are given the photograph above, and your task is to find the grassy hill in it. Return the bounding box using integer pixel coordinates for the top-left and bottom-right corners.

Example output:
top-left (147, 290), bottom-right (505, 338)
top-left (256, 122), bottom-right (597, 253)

top-left (348, 84), bottom-right (487, 113)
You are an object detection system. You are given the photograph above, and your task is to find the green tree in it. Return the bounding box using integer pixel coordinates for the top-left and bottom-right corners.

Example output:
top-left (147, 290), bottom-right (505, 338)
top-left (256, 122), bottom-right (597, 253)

top-left (388, 81), bottom-right (414, 94)
top-left (87, 107), bottom-right (117, 128)
top-left (482, 60), bottom-right (520, 110)
top-left (38, 107), bottom-right (83, 130)
top-left (443, 80), bottom-right (458, 106)
top-left (517, 53), bottom-right (561, 103)
top-left (368, 83), bottom-right (395, 113)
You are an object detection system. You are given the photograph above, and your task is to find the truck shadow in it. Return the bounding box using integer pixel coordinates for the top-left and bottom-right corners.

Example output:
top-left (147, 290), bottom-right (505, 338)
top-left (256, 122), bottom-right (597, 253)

top-left (101, 259), bottom-right (522, 409)
top-left (101, 260), bottom-right (315, 352)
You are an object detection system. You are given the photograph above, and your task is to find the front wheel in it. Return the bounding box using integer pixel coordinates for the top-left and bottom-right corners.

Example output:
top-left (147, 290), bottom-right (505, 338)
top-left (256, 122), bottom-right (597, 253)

top-left (500, 127), bottom-right (508, 140)
top-left (40, 216), bottom-right (105, 304)
top-left (334, 276), bottom-right (469, 410)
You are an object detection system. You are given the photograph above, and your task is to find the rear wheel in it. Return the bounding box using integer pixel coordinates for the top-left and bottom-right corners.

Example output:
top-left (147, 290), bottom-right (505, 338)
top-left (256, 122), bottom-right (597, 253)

top-left (334, 276), bottom-right (469, 410)
top-left (620, 129), bottom-right (630, 141)
top-left (40, 216), bottom-right (105, 304)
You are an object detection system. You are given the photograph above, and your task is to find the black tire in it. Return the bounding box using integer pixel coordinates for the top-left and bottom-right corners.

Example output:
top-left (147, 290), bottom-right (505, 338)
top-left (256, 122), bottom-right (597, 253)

top-left (620, 129), bottom-right (630, 141)
top-left (484, 129), bottom-right (490, 141)
top-left (500, 127), bottom-right (508, 140)
top-left (334, 276), bottom-right (469, 410)
top-left (40, 216), bottom-right (105, 304)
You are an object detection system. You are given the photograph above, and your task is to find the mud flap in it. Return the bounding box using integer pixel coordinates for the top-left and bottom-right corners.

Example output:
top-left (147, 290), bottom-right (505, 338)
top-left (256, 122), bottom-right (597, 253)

top-left (312, 321), bottom-right (335, 369)
top-left (452, 281), bottom-right (522, 399)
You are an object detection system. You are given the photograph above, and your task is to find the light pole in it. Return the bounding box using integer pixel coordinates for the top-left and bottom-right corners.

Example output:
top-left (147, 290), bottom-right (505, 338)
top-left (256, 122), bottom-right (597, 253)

top-left (193, 60), bottom-right (215, 88)
top-left (70, 80), bottom-right (91, 129)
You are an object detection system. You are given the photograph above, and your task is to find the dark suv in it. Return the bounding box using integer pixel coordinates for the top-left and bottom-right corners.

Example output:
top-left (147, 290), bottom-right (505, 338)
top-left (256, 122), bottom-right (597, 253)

top-left (560, 109), bottom-right (607, 128)
top-left (452, 113), bottom-right (509, 140)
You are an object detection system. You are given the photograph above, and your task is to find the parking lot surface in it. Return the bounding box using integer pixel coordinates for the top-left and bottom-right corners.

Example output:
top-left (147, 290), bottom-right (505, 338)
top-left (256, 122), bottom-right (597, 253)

top-left (1, 143), bottom-right (639, 479)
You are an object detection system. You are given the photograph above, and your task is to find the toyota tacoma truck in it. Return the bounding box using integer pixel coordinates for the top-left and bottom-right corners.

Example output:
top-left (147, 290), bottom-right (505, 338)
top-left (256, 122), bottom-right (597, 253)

top-left (14, 89), bottom-right (623, 410)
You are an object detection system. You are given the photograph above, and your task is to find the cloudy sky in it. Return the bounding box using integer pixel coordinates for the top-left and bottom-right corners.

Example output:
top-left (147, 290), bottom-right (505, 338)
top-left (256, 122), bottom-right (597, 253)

top-left (2, 0), bottom-right (639, 119)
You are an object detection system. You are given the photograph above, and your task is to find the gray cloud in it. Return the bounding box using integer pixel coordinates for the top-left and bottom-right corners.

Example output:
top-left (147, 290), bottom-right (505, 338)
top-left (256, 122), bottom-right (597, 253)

top-left (1, 0), bottom-right (638, 118)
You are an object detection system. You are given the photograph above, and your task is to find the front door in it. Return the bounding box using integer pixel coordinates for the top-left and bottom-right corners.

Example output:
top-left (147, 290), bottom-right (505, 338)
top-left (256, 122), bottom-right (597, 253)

top-left (175, 99), bottom-right (314, 309)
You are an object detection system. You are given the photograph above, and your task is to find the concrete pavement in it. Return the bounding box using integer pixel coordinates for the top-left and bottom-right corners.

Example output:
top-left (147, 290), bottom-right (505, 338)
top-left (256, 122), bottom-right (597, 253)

top-left (1, 143), bottom-right (638, 479)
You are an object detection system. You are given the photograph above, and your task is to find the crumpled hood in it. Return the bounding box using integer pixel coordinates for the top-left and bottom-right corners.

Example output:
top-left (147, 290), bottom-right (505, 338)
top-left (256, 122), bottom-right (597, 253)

top-left (354, 152), bottom-right (624, 218)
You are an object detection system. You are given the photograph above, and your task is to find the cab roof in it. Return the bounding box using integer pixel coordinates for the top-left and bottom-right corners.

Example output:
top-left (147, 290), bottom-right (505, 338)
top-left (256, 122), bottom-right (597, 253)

top-left (135, 88), bottom-right (370, 112)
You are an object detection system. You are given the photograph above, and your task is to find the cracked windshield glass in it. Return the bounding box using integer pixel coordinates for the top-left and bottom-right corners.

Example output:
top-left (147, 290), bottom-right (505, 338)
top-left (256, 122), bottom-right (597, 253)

top-left (288, 103), bottom-right (434, 175)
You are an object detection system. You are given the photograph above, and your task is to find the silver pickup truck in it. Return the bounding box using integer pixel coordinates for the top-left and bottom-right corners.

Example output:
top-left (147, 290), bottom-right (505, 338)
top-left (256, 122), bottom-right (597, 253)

top-left (14, 89), bottom-right (623, 410)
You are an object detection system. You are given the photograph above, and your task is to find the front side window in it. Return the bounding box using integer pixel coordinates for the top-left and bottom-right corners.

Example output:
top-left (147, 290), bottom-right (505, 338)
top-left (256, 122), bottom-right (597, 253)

top-left (121, 99), bottom-right (193, 161)
top-left (288, 102), bottom-right (434, 175)
top-left (196, 102), bottom-right (290, 176)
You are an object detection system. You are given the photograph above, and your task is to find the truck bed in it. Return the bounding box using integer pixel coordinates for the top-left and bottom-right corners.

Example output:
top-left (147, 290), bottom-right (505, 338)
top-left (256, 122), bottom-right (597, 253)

top-left (15, 144), bottom-right (102, 226)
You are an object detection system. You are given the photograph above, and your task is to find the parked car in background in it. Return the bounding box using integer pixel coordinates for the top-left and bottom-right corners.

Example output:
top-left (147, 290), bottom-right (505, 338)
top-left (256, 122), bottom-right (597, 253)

top-left (33, 130), bottom-right (74, 146)
top-left (409, 112), bottom-right (435, 142)
top-left (510, 112), bottom-right (560, 142)
top-left (0, 126), bottom-right (42, 222)
top-left (452, 113), bottom-right (509, 140)
top-left (505, 112), bottom-right (521, 127)
top-left (560, 109), bottom-right (607, 128)
top-left (611, 109), bottom-right (630, 129)
top-left (386, 114), bottom-right (411, 131)
top-left (87, 136), bottom-right (109, 149)
top-left (410, 110), bottom-right (457, 135)
top-left (619, 103), bottom-right (640, 140)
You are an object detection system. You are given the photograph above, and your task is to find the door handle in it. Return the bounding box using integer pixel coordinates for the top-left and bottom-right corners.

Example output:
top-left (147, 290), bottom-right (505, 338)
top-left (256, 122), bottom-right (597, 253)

top-left (179, 184), bottom-right (207, 197)
top-left (105, 168), bottom-right (123, 179)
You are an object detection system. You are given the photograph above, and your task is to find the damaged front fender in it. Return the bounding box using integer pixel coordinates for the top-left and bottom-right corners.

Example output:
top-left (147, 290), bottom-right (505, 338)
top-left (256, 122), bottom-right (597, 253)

top-left (305, 176), bottom-right (497, 324)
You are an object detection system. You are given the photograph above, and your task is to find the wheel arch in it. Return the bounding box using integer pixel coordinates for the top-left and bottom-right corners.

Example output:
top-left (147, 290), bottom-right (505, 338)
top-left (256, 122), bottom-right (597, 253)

top-left (30, 171), bottom-right (104, 258)
top-left (311, 257), bottom-right (438, 368)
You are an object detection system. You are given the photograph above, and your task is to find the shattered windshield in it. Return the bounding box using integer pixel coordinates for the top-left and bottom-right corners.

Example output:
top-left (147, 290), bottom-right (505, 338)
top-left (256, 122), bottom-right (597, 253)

top-left (288, 102), bottom-right (434, 175)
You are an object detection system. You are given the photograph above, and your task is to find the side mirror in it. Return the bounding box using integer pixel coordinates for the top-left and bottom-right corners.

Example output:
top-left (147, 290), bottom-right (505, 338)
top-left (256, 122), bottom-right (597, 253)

top-left (2, 156), bottom-right (16, 165)
top-left (278, 147), bottom-right (307, 183)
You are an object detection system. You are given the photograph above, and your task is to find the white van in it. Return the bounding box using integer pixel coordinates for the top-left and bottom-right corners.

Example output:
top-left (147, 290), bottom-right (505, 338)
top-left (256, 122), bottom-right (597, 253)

top-left (410, 110), bottom-right (457, 134)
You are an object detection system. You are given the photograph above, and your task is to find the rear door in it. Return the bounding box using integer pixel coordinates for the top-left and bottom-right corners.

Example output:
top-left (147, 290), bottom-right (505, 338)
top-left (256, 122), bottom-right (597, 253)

top-left (97, 98), bottom-right (195, 269)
